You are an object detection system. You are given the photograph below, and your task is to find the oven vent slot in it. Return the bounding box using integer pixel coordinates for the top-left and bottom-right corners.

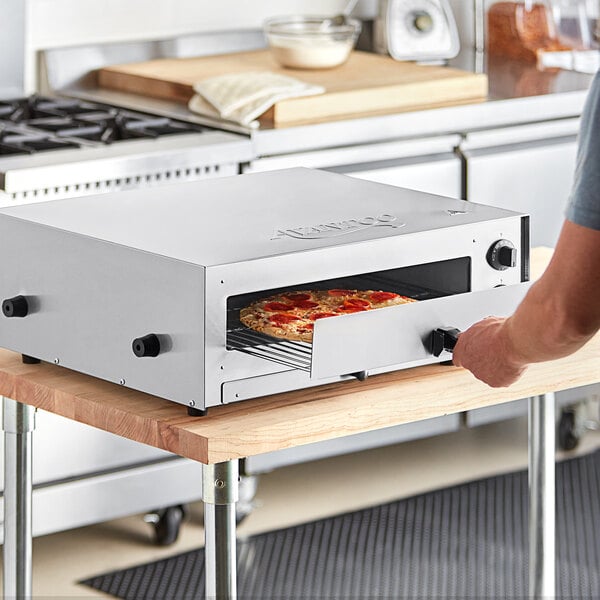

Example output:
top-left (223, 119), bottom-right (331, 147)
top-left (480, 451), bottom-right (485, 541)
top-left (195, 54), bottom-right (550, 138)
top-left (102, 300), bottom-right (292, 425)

top-left (5, 163), bottom-right (231, 204)
top-left (227, 328), bottom-right (312, 372)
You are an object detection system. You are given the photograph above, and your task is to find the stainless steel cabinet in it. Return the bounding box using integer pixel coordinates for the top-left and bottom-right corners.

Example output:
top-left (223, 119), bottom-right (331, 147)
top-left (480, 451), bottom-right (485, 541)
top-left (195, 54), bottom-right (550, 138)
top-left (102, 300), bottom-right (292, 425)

top-left (245, 135), bottom-right (463, 198)
top-left (461, 120), bottom-right (580, 247)
top-left (331, 153), bottom-right (462, 198)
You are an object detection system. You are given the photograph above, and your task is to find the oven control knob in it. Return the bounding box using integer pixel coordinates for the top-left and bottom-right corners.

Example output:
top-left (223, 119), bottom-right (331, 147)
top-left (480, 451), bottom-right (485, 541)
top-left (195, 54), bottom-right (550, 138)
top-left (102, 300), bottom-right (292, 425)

top-left (2, 295), bottom-right (29, 318)
top-left (487, 240), bottom-right (517, 271)
top-left (132, 334), bottom-right (161, 358)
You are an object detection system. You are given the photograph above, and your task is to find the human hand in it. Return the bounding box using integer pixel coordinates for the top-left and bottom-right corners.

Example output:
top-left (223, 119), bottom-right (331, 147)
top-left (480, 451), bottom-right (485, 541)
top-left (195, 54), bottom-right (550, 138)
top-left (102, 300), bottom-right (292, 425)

top-left (452, 316), bottom-right (527, 387)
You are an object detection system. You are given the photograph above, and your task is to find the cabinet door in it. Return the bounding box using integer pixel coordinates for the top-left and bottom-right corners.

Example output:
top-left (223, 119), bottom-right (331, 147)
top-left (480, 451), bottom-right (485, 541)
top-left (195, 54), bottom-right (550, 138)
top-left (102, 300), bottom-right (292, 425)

top-left (330, 154), bottom-right (462, 199)
top-left (464, 136), bottom-right (578, 247)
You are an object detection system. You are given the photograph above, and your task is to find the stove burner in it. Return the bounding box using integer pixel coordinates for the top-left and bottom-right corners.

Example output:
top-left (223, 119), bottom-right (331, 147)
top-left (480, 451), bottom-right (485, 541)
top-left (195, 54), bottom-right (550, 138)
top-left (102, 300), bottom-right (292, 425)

top-left (0, 95), bottom-right (206, 153)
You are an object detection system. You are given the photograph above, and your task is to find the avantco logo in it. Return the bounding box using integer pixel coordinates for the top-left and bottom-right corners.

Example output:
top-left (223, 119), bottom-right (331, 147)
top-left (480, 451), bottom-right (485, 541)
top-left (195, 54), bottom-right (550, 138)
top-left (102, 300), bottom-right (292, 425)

top-left (271, 214), bottom-right (404, 240)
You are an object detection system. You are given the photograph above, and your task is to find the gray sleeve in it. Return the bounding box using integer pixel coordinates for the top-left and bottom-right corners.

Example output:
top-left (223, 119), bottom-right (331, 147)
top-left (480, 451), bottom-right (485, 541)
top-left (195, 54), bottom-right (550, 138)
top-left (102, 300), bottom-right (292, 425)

top-left (565, 71), bottom-right (600, 231)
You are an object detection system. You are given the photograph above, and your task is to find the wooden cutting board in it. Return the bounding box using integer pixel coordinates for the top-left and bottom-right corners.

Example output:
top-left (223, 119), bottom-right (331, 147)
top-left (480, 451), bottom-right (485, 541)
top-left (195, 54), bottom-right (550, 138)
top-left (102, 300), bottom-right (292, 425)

top-left (98, 50), bottom-right (488, 128)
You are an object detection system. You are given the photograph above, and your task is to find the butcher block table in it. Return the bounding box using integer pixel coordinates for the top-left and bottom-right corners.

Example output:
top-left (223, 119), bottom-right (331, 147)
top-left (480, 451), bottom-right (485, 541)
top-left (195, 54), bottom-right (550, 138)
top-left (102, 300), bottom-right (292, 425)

top-left (1, 248), bottom-right (599, 599)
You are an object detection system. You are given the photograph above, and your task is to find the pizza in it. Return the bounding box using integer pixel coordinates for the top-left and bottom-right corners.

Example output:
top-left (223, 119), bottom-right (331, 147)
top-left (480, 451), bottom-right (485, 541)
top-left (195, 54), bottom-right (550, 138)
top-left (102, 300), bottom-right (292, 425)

top-left (240, 289), bottom-right (417, 343)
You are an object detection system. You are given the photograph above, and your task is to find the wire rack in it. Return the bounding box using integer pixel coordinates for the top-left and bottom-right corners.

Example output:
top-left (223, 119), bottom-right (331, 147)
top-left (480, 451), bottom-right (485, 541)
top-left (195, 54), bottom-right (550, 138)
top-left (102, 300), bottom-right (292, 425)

top-left (227, 327), bottom-right (312, 371)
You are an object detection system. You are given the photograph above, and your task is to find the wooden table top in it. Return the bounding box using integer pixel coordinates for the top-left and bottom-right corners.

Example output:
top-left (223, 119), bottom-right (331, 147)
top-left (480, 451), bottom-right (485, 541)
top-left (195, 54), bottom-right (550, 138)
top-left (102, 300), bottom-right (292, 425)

top-left (0, 248), bottom-right (598, 464)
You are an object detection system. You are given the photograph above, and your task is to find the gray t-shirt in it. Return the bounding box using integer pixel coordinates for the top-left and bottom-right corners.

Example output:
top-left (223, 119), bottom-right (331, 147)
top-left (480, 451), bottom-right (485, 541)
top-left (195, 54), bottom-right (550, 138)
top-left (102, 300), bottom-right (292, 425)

top-left (565, 71), bottom-right (600, 231)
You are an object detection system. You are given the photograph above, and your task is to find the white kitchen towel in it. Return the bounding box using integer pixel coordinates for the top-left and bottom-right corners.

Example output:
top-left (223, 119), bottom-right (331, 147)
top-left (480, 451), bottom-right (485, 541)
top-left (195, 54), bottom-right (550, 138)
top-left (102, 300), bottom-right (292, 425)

top-left (188, 71), bottom-right (325, 127)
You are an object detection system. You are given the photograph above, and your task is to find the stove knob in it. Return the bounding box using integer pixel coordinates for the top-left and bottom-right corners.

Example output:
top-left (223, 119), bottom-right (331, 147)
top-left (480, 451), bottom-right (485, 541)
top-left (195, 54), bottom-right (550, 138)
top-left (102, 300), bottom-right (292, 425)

top-left (487, 240), bottom-right (517, 271)
top-left (2, 295), bottom-right (29, 318)
top-left (132, 334), bottom-right (161, 358)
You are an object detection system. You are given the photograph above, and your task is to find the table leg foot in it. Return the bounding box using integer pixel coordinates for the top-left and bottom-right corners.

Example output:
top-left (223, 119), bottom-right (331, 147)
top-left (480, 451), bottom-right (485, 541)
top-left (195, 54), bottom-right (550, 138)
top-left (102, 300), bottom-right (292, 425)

top-left (3, 397), bottom-right (36, 600)
top-left (203, 460), bottom-right (239, 600)
top-left (528, 393), bottom-right (556, 599)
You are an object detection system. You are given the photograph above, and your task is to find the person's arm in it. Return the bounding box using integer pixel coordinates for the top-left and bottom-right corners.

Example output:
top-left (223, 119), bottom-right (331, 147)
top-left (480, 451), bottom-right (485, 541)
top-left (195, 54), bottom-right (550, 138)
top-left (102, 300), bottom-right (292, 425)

top-left (452, 220), bottom-right (600, 387)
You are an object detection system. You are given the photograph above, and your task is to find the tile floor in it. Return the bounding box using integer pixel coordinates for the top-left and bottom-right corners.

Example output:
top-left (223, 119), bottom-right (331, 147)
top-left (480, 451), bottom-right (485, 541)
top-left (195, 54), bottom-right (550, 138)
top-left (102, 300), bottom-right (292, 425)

top-left (3, 415), bottom-right (599, 598)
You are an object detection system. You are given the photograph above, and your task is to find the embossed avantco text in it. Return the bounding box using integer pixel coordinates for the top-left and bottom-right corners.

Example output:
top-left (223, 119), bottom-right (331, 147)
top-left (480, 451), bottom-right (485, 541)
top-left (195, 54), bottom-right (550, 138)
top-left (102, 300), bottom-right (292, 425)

top-left (271, 214), bottom-right (405, 240)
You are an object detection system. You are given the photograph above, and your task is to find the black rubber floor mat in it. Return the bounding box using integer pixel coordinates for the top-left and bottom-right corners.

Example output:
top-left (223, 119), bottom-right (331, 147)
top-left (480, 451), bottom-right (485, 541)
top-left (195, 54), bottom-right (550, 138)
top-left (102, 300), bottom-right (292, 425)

top-left (81, 449), bottom-right (600, 599)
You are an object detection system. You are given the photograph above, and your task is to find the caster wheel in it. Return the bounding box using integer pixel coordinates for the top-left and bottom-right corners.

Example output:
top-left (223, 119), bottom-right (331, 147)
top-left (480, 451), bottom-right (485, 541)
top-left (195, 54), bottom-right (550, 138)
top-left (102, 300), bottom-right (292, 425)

top-left (558, 408), bottom-right (580, 451)
top-left (236, 506), bottom-right (251, 525)
top-left (235, 474), bottom-right (259, 525)
top-left (146, 504), bottom-right (188, 546)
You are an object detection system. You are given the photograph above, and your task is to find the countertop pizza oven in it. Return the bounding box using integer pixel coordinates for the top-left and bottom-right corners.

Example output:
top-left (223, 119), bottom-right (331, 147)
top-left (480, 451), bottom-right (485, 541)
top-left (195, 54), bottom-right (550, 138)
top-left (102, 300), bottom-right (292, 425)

top-left (0, 168), bottom-right (530, 414)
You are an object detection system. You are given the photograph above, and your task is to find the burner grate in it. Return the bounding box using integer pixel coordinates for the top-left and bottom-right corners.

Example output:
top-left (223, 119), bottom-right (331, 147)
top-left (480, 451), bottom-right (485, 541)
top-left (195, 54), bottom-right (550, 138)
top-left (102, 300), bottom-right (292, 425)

top-left (0, 96), bottom-right (207, 148)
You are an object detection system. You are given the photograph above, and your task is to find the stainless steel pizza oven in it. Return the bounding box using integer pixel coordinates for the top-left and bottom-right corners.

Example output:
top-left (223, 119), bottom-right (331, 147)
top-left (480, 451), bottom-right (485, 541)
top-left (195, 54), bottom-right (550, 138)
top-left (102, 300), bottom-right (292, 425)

top-left (0, 168), bottom-right (530, 412)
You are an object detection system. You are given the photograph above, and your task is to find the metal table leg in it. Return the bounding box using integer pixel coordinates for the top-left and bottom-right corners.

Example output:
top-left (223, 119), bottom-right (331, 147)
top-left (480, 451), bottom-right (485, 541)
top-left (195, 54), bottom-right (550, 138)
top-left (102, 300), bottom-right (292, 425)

top-left (3, 397), bottom-right (36, 600)
top-left (202, 460), bottom-right (239, 600)
top-left (528, 393), bottom-right (555, 599)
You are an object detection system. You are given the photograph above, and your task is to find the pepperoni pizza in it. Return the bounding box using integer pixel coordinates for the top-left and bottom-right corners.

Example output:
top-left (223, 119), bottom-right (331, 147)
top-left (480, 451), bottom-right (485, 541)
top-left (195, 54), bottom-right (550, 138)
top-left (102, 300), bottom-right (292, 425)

top-left (240, 289), bottom-right (417, 343)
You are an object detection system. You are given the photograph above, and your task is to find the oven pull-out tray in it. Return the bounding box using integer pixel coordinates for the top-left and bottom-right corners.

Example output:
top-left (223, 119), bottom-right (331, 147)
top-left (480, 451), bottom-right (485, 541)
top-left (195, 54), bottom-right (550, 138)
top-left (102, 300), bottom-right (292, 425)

top-left (310, 282), bottom-right (531, 380)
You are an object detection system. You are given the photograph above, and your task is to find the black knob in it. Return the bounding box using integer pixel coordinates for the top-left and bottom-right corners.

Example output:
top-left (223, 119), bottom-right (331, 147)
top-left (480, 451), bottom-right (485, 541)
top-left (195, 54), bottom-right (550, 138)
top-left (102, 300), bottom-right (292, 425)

top-left (2, 295), bottom-right (29, 318)
top-left (429, 327), bottom-right (461, 357)
top-left (132, 334), bottom-right (161, 357)
top-left (487, 239), bottom-right (517, 271)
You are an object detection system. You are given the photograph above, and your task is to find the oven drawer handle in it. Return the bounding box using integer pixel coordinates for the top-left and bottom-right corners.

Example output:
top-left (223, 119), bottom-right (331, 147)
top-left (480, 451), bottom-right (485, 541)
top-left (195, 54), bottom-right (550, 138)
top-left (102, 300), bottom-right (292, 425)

top-left (429, 327), bottom-right (461, 357)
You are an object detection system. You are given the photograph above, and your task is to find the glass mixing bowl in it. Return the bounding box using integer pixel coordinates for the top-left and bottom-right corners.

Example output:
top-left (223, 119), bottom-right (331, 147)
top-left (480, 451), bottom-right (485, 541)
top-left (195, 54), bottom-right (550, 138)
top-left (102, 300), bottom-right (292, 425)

top-left (264, 16), bottom-right (362, 69)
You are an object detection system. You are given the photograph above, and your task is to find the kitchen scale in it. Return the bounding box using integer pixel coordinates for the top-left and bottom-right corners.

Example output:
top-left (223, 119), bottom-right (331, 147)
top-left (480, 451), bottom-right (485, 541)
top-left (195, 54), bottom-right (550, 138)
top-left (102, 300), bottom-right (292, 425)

top-left (374, 0), bottom-right (460, 62)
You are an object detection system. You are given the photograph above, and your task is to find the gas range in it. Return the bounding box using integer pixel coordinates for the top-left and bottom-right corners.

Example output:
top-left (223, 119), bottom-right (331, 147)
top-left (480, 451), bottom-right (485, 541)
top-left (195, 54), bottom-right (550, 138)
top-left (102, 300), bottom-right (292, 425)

top-left (0, 96), bottom-right (209, 152)
top-left (0, 96), bottom-right (252, 205)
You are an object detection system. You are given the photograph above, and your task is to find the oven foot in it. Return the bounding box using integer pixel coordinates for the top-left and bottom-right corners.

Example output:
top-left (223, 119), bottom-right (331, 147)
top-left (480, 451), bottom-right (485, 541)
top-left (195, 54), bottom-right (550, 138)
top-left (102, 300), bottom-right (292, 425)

top-left (440, 359), bottom-right (454, 366)
top-left (350, 370), bottom-right (368, 381)
top-left (21, 355), bottom-right (40, 365)
top-left (187, 406), bottom-right (208, 417)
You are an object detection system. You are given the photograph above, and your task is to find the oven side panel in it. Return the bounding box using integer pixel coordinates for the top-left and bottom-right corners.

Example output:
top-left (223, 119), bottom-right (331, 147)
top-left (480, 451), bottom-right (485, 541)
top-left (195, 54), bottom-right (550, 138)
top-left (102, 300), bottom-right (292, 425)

top-left (0, 216), bottom-right (205, 408)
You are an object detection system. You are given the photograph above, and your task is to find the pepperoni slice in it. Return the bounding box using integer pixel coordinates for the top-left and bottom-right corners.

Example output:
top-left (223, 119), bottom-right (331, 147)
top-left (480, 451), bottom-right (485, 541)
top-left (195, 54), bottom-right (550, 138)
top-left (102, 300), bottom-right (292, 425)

top-left (369, 291), bottom-right (400, 303)
top-left (284, 293), bottom-right (312, 302)
top-left (336, 306), bottom-right (368, 314)
top-left (299, 324), bottom-right (314, 331)
top-left (343, 298), bottom-right (370, 309)
top-left (310, 312), bottom-right (337, 321)
top-left (292, 300), bottom-right (319, 309)
top-left (263, 302), bottom-right (294, 312)
top-left (269, 313), bottom-right (301, 325)
top-left (328, 289), bottom-right (354, 297)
